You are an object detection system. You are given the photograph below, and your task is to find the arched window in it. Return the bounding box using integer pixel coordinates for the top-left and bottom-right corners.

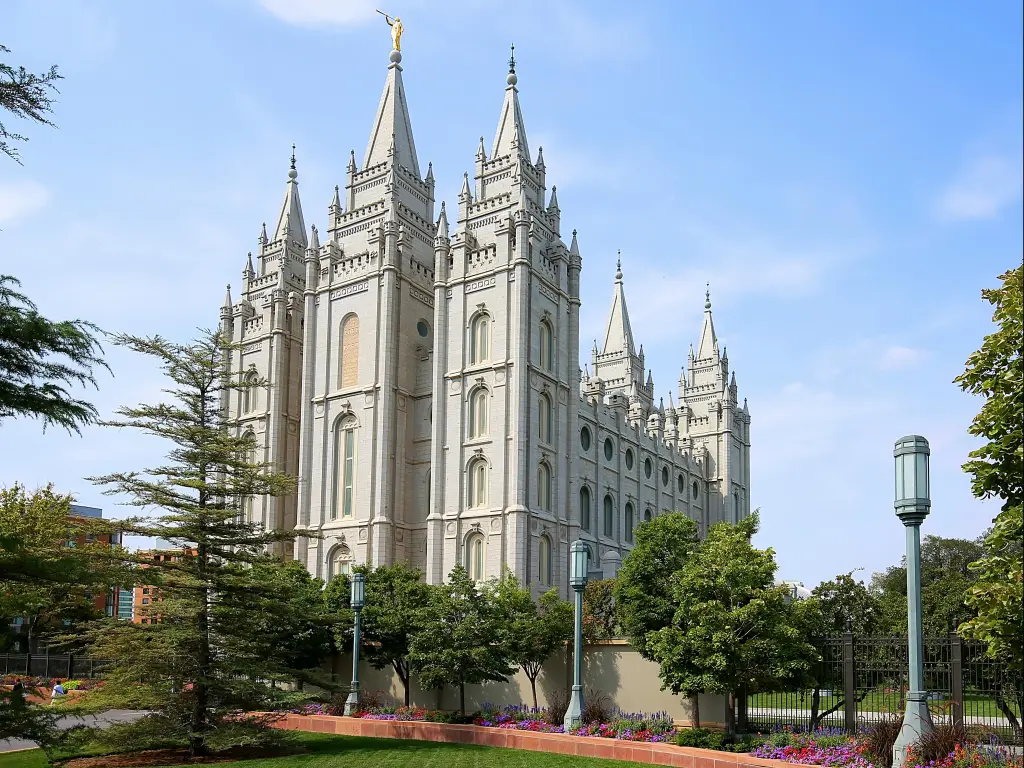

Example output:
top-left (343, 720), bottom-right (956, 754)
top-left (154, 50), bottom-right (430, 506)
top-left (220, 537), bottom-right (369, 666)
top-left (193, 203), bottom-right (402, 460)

top-left (469, 313), bottom-right (490, 364)
top-left (243, 370), bottom-right (259, 413)
top-left (579, 486), bottom-right (591, 531)
top-left (624, 503), bottom-right (634, 543)
top-left (539, 393), bottom-right (553, 444)
top-left (469, 388), bottom-right (488, 439)
top-left (330, 545), bottom-right (353, 580)
top-left (339, 314), bottom-right (359, 388)
top-left (539, 320), bottom-right (554, 371)
top-left (539, 535), bottom-right (552, 585)
top-left (241, 430), bottom-right (257, 521)
top-left (644, 508), bottom-right (652, 522)
top-left (466, 533), bottom-right (485, 581)
top-left (331, 417), bottom-right (357, 520)
top-left (468, 458), bottom-right (488, 508)
top-left (603, 495), bottom-right (614, 538)
top-left (538, 463), bottom-right (552, 511)
top-left (734, 491), bottom-right (741, 516)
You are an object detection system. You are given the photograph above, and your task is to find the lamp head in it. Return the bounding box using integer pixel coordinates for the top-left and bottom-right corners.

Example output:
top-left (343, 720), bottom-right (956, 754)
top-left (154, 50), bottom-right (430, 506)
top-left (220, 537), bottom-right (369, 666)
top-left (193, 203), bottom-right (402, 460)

top-left (569, 540), bottom-right (590, 589)
top-left (350, 571), bottom-right (366, 610)
top-left (894, 435), bottom-right (930, 526)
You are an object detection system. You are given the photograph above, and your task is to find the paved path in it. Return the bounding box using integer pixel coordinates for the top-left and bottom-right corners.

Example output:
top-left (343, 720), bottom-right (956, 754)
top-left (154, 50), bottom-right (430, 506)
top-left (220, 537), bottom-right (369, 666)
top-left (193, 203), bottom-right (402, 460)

top-left (1, 709), bottom-right (148, 753)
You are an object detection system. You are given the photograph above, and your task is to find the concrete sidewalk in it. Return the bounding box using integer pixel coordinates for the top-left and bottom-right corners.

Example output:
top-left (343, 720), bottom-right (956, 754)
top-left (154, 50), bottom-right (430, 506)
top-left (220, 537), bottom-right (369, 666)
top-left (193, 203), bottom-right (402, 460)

top-left (0, 709), bottom-right (148, 753)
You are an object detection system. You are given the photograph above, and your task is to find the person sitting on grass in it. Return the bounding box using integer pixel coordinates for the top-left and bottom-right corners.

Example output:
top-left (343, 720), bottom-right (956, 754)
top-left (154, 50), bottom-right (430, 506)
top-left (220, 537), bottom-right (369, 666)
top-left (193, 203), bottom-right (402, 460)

top-left (49, 680), bottom-right (66, 706)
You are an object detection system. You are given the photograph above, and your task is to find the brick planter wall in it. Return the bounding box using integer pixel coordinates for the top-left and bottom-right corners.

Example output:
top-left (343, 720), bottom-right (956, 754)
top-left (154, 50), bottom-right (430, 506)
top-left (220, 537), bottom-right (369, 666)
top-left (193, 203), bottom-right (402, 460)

top-left (271, 713), bottom-right (790, 768)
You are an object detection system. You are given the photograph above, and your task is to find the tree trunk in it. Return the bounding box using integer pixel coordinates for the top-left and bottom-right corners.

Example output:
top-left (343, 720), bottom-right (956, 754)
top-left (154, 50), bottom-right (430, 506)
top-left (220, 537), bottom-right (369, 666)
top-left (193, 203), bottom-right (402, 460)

top-left (459, 683), bottom-right (465, 717)
top-left (530, 674), bottom-right (539, 711)
top-left (725, 692), bottom-right (736, 738)
top-left (691, 694), bottom-right (700, 729)
top-left (810, 686), bottom-right (821, 730)
top-left (191, 546), bottom-right (210, 758)
top-left (394, 660), bottom-right (410, 707)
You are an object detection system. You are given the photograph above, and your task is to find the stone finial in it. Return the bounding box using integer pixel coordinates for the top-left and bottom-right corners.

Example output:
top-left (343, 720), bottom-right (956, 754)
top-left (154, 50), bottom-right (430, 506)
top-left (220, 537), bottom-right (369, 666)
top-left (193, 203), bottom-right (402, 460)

top-left (615, 251), bottom-right (622, 281)
top-left (330, 184), bottom-right (341, 212)
top-left (705, 283), bottom-right (712, 310)
top-left (348, 150), bottom-right (357, 173)
top-left (289, 144), bottom-right (297, 180)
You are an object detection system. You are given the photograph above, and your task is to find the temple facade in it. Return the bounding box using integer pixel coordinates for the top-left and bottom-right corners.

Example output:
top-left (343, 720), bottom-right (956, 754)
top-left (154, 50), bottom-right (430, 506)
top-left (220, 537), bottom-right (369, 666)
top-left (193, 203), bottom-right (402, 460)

top-left (218, 49), bottom-right (751, 596)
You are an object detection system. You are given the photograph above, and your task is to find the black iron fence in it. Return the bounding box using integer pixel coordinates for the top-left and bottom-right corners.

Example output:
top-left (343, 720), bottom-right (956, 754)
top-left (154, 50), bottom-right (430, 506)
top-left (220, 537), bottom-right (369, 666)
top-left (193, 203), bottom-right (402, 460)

top-left (1, 653), bottom-right (112, 680)
top-left (743, 634), bottom-right (1023, 745)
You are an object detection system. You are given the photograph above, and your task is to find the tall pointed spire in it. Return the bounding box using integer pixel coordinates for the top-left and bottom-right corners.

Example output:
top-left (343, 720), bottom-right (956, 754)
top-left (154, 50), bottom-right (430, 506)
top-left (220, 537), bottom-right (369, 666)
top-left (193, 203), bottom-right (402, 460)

top-left (222, 283), bottom-right (232, 310)
top-left (601, 251), bottom-right (635, 355)
top-left (491, 44), bottom-right (530, 160)
top-left (548, 185), bottom-right (559, 210)
top-left (330, 184), bottom-right (341, 212)
top-left (244, 252), bottom-right (254, 278)
top-left (436, 201), bottom-right (449, 238)
top-left (308, 224), bottom-right (320, 253)
top-left (273, 145), bottom-right (307, 247)
top-left (364, 49), bottom-right (421, 177)
top-left (696, 283), bottom-right (719, 359)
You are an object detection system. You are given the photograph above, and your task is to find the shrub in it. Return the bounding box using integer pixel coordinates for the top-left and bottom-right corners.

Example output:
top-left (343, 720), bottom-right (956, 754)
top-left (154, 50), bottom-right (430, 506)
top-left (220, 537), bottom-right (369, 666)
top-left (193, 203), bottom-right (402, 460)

top-left (674, 727), bottom-right (725, 750)
top-left (862, 714), bottom-right (903, 768)
top-left (358, 689), bottom-right (390, 711)
top-left (326, 692), bottom-right (349, 716)
top-left (581, 688), bottom-right (611, 724)
top-left (545, 689), bottom-right (569, 726)
top-left (916, 722), bottom-right (973, 763)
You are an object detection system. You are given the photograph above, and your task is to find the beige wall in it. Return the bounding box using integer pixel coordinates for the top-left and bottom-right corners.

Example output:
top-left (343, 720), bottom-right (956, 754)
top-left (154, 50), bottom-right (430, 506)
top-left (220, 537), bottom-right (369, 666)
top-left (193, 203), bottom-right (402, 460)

top-left (327, 639), bottom-right (727, 727)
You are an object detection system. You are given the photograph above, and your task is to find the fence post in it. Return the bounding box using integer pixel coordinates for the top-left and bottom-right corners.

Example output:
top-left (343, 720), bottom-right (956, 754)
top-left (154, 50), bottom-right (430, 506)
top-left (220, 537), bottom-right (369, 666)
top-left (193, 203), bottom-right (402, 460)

top-left (950, 634), bottom-right (964, 729)
top-left (843, 627), bottom-right (856, 734)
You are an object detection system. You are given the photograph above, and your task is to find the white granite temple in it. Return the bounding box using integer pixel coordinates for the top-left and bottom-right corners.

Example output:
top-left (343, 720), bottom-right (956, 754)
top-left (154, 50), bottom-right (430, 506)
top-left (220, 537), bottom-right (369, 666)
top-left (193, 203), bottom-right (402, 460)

top-left (218, 49), bottom-right (751, 596)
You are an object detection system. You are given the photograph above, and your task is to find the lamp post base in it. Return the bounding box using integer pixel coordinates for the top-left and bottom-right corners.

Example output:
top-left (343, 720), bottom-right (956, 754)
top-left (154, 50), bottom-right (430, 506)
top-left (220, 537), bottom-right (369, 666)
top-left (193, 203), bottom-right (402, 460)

top-left (343, 689), bottom-right (360, 717)
top-left (892, 691), bottom-right (934, 768)
top-left (564, 684), bottom-right (583, 731)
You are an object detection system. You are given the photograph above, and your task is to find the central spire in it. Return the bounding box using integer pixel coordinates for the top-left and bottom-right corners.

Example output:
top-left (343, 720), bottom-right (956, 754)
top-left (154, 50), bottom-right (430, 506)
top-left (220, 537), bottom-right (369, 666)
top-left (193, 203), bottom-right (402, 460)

top-left (364, 49), bottom-right (421, 178)
top-left (273, 144), bottom-right (306, 247)
top-left (696, 283), bottom-right (719, 359)
top-left (602, 252), bottom-right (636, 356)
top-left (491, 44), bottom-right (530, 160)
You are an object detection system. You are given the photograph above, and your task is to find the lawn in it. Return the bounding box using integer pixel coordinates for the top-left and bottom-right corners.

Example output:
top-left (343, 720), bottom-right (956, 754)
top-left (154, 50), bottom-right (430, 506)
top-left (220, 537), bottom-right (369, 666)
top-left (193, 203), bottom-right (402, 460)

top-left (747, 690), bottom-right (1019, 719)
top-left (0, 732), bottom-right (647, 768)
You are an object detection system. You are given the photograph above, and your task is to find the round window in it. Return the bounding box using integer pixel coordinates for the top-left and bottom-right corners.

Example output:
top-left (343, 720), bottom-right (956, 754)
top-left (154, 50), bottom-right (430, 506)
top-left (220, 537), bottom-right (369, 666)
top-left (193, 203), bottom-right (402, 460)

top-left (678, 474), bottom-right (685, 493)
top-left (417, 320), bottom-right (429, 337)
top-left (644, 458), bottom-right (652, 479)
top-left (580, 426), bottom-right (591, 451)
top-left (625, 449), bottom-right (634, 470)
top-left (692, 481), bottom-right (699, 499)
top-left (662, 467), bottom-right (669, 486)
top-left (604, 438), bottom-right (614, 461)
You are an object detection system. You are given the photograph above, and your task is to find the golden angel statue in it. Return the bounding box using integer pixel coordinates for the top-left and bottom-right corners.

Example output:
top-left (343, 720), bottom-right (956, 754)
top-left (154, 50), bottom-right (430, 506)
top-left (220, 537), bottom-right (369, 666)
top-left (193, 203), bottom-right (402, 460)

top-left (377, 10), bottom-right (403, 51)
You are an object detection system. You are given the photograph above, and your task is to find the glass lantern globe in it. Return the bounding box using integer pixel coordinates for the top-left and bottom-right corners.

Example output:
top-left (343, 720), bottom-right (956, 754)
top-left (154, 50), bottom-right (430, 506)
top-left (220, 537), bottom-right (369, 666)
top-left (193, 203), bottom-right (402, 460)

top-left (350, 572), bottom-right (366, 610)
top-left (569, 540), bottom-right (590, 589)
top-left (894, 435), bottom-right (930, 525)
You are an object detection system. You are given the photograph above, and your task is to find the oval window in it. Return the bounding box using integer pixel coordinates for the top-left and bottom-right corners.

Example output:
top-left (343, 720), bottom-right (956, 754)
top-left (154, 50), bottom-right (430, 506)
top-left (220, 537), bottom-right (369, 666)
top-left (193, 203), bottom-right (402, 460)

top-left (604, 438), bottom-right (614, 461)
top-left (625, 449), bottom-right (634, 470)
top-left (580, 426), bottom-right (591, 451)
top-left (644, 458), bottom-right (652, 479)
top-left (662, 466), bottom-right (669, 487)
top-left (692, 480), bottom-right (699, 499)
top-left (678, 474), bottom-right (685, 494)
top-left (417, 320), bottom-right (430, 337)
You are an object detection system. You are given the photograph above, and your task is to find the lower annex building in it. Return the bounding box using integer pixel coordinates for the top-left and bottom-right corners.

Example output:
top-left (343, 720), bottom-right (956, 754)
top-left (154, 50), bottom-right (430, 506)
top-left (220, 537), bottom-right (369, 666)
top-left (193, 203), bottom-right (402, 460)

top-left (218, 48), bottom-right (752, 597)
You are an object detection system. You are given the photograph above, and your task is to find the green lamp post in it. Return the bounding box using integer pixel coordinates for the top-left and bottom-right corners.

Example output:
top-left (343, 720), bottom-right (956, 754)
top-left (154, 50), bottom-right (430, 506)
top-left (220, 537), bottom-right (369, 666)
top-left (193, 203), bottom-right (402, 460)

top-left (564, 540), bottom-right (590, 731)
top-left (343, 571), bottom-right (366, 717)
top-left (892, 435), bottom-right (934, 768)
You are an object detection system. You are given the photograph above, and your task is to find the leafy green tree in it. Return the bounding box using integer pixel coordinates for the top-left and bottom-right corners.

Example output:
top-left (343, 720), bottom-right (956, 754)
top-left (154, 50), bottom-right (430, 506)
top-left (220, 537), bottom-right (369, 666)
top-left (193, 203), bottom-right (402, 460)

top-left (955, 266), bottom-right (1023, 670)
top-left (581, 578), bottom-right (617, 642)
top-left (322, 570), bottom-right (354, 654)
top-left (408, 565), bottom-right (514, 716)
top-left (615, 513), bottom-right (700, 657)
top-left (870, 535), bottom-right (985, 635)
top-left (1, 44), bottom-right (62, 163)
top-left (358, 562), bottom-right (431, 706)
top-left (78, 331), bottom-right (309, 758)
top-left (0, 484), bottom-right (126, 653)
top-left (490, 576), bottom-right (573, 710)
top-left (648, 513), bottom-right (817, 736)
top-left (0, 276), bottom-right (108, 434)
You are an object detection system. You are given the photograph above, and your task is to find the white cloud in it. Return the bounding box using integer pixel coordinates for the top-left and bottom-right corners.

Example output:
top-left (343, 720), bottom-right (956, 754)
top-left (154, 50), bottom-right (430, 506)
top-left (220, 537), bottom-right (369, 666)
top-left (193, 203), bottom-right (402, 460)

top-left (878, 345), bottom-right (929, 371)
top-left (0, 179), bottom-right (49, 224)
top-left (256, 0), bottom-right (379, 27)
top-left (936, 154), bottom-right (1023, 222)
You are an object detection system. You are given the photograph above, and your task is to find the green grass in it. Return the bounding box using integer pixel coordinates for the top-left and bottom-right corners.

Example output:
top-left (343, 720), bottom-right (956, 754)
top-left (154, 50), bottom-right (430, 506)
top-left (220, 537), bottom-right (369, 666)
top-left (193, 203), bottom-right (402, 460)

top-left (0, 732), bottom-right (649, 768)
top-left (747, 690), bottom-right (1020, 719)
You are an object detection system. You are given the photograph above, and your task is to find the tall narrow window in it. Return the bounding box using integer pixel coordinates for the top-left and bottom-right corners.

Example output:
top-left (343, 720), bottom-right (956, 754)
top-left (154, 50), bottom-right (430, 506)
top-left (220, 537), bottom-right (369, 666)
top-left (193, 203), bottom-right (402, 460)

top-left (469, 388), bottom-right (488, 439)
top-left (467, 534), bottom-right (485, 581)
top-left (331, 417), bottom-right (356, 519)
top-left (539, 535), bottom-right (552, 585)
top-left (603, 495), bottom-right (614, 538)
top-left (538, 463), bottom-right (552, 510)
top-left (469, 314), bottom-right (490, 364)
top-left (539, 394), bottom-right (553, 444)
top-left (644, 508), bottom-right (652, 522)
top-left (469, 459), bottom-right (488, 508)
top-left (339, 314), bottom-right (359, 388)
top-left (539, 321), bottom-right (554, 371)
top-left (579, 486), bottom-right (591, 531)
top-left (624, 503), bottom-right (635, 543)
top-left (243, 371), bottom-right (259, 413)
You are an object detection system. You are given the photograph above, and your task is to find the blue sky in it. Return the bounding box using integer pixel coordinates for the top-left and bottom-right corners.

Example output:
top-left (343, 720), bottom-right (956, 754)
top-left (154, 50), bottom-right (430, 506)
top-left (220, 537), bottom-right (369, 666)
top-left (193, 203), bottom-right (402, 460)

top-left (2, 0), bottom-right (1021, 588)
